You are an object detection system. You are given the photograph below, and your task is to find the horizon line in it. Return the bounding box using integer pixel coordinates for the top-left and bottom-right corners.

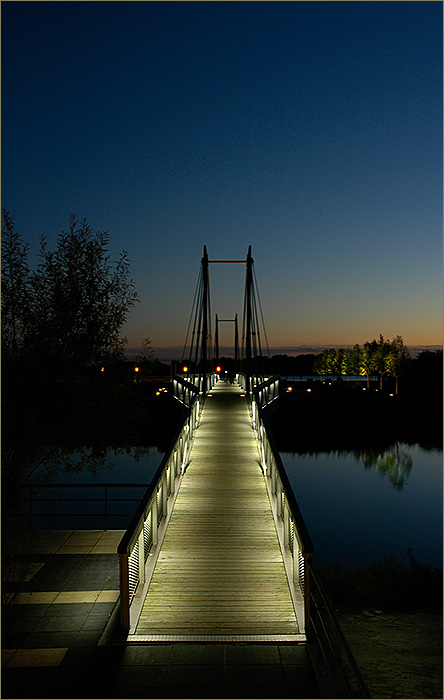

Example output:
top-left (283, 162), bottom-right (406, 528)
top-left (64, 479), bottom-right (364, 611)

top-left (125, 343), bottom-right (443, 362)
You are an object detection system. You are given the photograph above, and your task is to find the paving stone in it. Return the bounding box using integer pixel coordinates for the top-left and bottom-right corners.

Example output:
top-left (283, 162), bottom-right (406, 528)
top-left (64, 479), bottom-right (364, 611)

top-left (3, 603), bottom-right (49, 618)
top-left (45, 602), bottom-right (94, 616)
top-left (3, 616), bottom-right (40, 635)
top-left (166, 663), bottom-right (225, 688)
top-left (2, 633), bottom-right (30, 649)
top-left (21, 631), bottom-right (78, 648)
top-left (89, 601), bottom-right (117, 616)
top-left (282, 662), bottom-right (319, 687)
top-left (57, 646), bottom-right (97, 667)
top-left (1, 650), bottom-right (16, 667)
top-left (119, 644), bottom-right (173, 665)
top-left (80, 613), bottom-right (110, 631)
top-left (72, 630), bottom-right (105, 646)
top-left (226, 643), bottom-right (280, 665)
top-left (225, 663), bottom-right (284, 688)
top-left (32, 614), bottom-right (87, 633)
top-left (114, 663), bottom-right (169, 688)
top-left (279, 643), bottom-right (312, 664)
top-left (4, 647), bottom-right (68, 667)
top-left (2, 667), bottom-right (59, 699)
top-left (170, 643), bottom-right (225, 665)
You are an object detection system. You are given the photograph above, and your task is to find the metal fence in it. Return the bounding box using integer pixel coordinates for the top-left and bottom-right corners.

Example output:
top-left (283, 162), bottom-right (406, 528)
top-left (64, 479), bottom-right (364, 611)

top-left (241, 374), bottom-right (314, 623)
top-left (245, 373), bottom-right (371, 698)
top-left (13, 483), bottom-right (151, 530)
top-left (117, 374), bottom-right (201, 631)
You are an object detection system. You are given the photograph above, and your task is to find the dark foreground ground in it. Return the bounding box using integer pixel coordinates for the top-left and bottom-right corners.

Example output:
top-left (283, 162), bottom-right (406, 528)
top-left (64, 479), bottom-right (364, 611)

top-left (337, 609), bottom-right (443, 699)
top-left (3, 530), bottom-right (442, 699)
top-left (2, 531), bottom-right (320, 700)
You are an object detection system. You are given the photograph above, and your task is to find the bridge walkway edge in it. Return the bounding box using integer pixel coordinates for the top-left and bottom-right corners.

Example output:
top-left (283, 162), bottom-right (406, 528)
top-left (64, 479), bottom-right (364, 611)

top-left (129, 381), bottom-right (303, 641)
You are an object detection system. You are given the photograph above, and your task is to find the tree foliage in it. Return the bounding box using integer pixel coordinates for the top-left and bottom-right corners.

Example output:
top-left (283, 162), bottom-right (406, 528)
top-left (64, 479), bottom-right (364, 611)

top-left (313, 335), bottom-right (410, 392)
top-left (1, 211), bottom-right (139, 512)
top-left (2, 212), bottom-right (138, 373)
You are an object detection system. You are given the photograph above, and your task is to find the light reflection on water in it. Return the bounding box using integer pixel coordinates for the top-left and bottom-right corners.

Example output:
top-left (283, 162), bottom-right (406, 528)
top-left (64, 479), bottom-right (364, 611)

top-left (54, 446), bottom-right (165, 485)
top-left (30, 444), bottom-right (442, 572)
top-left (280, 443), bottom-right (443, 570)
top-left (28, 448), bottom-right (166, 530)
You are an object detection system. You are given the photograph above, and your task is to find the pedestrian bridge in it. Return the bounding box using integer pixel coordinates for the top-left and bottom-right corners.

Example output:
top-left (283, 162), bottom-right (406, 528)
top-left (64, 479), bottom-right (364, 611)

top-left (116, 248), bottom-right (370, 698)
top-left (131, 379), bottom-right (304, 640)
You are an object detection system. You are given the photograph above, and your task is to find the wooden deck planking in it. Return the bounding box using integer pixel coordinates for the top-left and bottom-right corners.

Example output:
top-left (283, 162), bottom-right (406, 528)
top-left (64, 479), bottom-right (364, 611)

top-left (135, 382), bottom-right (299, 637)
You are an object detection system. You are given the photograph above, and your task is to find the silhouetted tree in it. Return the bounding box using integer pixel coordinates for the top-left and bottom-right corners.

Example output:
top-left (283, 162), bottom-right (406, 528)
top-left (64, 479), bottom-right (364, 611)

top-left (2, 211), bottom-right (139, 513)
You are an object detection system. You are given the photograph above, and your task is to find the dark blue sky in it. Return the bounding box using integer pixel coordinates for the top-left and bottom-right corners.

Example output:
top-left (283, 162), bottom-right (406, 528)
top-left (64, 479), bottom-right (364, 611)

top-left (2, 1), bottom-right (442, 359)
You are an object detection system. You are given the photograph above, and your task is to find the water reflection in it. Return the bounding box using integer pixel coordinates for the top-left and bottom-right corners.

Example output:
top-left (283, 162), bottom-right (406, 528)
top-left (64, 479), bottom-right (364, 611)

top-left (279, 443), bottom-right (443, 569)
top-left (355, 443), bottom-right (413, 489)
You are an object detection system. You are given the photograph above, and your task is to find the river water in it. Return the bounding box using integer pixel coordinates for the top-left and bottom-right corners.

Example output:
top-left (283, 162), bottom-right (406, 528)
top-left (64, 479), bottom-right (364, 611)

top-left (33, 442), bottom-right (442, 571)
top-left (280, 443), bottom-right (442, 570)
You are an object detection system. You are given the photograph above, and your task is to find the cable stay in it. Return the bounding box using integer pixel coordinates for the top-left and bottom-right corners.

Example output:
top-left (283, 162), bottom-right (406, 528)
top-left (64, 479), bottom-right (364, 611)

top-left (180, 245), bottom-right (271, 396)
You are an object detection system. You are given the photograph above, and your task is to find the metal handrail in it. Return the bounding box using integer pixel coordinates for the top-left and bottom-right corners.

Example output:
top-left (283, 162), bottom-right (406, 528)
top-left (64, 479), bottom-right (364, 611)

top-left (246, 374), bottom-right (314, 630)
top-left (117, 374), bottom-right (202, 631)
top-left (249, 374), bottom-right (371, 698)
top-left (307, 560), bottom-right (372, 698)
top-left (14, 483), bottom-right (150, 530)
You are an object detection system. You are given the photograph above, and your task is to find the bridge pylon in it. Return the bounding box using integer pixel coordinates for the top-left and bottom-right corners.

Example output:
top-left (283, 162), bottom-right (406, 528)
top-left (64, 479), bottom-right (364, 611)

top-left (181, 245), bottom-right (269, 396)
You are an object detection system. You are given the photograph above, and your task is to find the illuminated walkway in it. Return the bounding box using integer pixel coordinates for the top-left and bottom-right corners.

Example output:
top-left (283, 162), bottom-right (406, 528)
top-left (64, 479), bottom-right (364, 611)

top-left (134, 382), bottom-right (301, 639)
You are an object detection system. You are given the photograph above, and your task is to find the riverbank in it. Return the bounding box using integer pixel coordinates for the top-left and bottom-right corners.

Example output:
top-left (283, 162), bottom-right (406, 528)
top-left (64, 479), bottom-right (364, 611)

top-left (337, 609), bottom-right (442, 699)
top-left (316, 556), bottom-right (442, 698)
top-left (271, 384), bottom-right (442, 452)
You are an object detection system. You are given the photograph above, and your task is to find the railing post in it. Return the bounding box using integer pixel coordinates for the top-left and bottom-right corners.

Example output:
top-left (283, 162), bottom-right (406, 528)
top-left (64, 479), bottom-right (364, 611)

top-left (335, 628), bottom-right (342, 693)
top-left (152, 499), bottom-right (158, 545)
top-left (271, 460), bottom-right (277, 495)
top-left (162, 475), bottom-right (168, 515)
top-left (104, 485), bottom-right (108, 531)
top-left (119, 553), bottom-right (130, 630)
top-left (138, 527), bottom-right (145, 584)
top-left (293, 535), bottom-right (300, 585)
top-left (304, 555), bottom-right (311, 631)
top-left (284, 502), bottom-right (290, 547)
top-left (29, 487), bottom-right (33, 529)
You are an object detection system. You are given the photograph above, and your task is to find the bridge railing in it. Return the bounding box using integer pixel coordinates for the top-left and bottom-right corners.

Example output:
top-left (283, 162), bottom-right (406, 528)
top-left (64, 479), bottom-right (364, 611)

top-left (307, 560), bottom-right (371, 698)
top-left (12, 482), bottom-right (150, 530)
top-left (242, 374), bottom-right (314, 618)
top-left (244, 373), bottom-right (371, 699)
top-left (117, 375), bottom-right (201, 631)
top-left (172, 373), bottom-right (200, 407)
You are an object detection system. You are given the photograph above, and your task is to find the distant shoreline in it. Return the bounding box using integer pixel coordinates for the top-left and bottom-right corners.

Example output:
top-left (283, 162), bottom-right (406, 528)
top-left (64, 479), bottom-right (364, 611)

top-left (124, 344), bottom-right (443, 363)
